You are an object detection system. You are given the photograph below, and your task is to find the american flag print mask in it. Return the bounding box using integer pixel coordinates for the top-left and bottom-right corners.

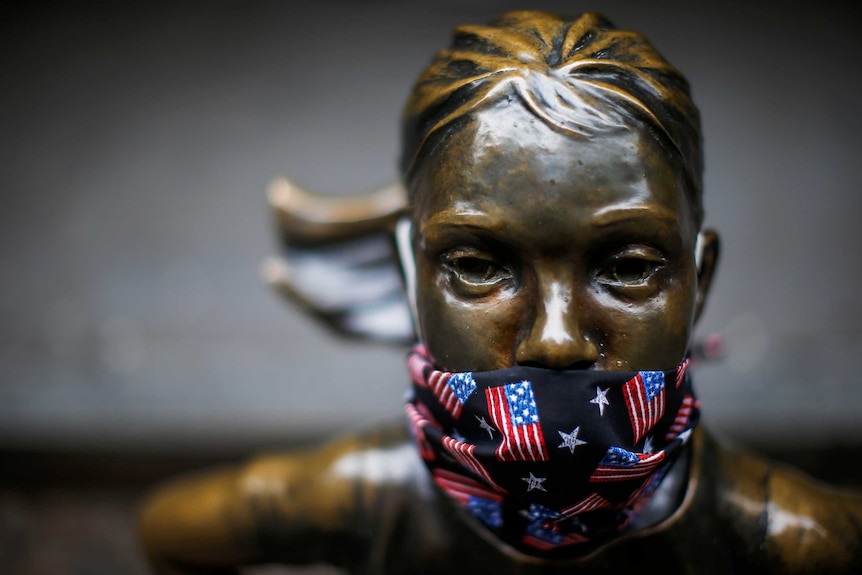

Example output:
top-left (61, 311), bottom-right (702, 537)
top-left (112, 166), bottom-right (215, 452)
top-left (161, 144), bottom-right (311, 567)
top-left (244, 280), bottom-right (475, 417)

top-left (405, 345), bottom-right (699, 555)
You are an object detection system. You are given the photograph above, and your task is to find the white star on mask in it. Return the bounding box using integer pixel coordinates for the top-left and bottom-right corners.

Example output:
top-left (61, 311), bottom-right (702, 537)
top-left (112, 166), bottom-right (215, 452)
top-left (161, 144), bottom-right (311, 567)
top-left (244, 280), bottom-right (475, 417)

top-left (590, 386), bottom-right (610, 416)
top-left (522, 472), bottom-right (547, 492)
top-left (558, 426), bottom-right (587, 453)
top-left (476, 415), bottom-right (495, 439)
top-left (643, 436), bottom-right (654, 454)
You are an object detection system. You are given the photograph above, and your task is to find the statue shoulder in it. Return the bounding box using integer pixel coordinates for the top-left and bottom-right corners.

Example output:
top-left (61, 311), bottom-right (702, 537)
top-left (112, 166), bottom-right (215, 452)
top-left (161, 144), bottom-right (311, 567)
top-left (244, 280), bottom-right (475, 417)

top-left (705, 431), bottom-right (862, 574)
top-left (242, 422), bottom-right (425, 525)
top-left (763, 458), bottom-right (862, 573)
top-left (139, 422), bottom-right (433, 573)
top-left (244, 422), bottom-right (466, 573)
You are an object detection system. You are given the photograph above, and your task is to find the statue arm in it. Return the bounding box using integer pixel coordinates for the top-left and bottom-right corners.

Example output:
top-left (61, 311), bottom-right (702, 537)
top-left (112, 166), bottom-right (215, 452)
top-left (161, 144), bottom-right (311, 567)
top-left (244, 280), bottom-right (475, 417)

top-left (138, 465), bottom-right (255, 575)
top-left (764, 463), bottom-right (862, 574)
top-left (139, 436), bottom-right (372, 574)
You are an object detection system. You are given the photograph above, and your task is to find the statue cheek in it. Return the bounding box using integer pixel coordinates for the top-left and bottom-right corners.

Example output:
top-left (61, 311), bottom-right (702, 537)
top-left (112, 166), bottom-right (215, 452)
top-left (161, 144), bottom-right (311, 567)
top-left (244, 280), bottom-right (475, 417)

top-left (586, 289), bottom-right (694, 371)
top-left (419, 293), bottom-right (522, 372)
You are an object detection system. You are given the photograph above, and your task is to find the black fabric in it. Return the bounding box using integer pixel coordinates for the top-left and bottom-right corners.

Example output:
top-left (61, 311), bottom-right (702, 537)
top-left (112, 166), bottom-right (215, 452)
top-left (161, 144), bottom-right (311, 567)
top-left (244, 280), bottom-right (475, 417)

top-left (405, 345), bottom-right (699, 553)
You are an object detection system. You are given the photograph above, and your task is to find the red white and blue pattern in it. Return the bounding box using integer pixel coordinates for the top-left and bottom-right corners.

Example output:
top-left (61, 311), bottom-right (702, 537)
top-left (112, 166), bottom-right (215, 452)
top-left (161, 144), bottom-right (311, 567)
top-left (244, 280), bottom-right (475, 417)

top-left (405, 345), bottom-right (698, 554)
top-left (523, 526), bottom-right (589, 550)
top-left (620, 467), bottom-right (665, 511)
top-left (407, 350), bottom-right (427, 386)
top-left (675, 358), bottom-right (690, 389)
top-left (405, 402), bottom-right (436, 462)
top-left (524, 522), bottom-right (589, 549)
top-left (433, 469), bottom-right (503, 528)
top-left (665, 394), bottom-right (696, 441)
top-left (590, 446), bottom-right (666, 482)
top-left (561, 492), bottom-right (611, 517)
top-left (442, 434), bottom-right (501, 489)
top-left (408, 350), bottom-right (476, 419)
top-left (433, 468), bottom-right (502, 505)
top-left (623, 371), bottom-right (666, 445)
top-left (486, 380), bottom-right (549, 462)
top-left (522, 503), bottom-right (589, 549)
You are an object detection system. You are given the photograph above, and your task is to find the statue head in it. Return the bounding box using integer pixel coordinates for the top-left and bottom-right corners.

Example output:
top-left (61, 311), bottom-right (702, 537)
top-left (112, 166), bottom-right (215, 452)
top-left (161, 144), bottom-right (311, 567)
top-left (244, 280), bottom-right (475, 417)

top-left (399, 10), bottom-right (719, 372)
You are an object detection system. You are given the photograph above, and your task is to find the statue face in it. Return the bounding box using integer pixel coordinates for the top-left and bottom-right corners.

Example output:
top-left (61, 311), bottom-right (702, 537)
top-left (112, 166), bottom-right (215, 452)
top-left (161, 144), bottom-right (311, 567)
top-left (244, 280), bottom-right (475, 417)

top-left (411, 103), bottom-right (709, 373)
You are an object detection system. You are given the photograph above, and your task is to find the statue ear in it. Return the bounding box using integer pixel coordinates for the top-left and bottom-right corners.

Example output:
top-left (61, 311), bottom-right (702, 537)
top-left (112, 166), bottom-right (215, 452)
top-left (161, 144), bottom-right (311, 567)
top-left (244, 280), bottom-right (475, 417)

top-left (394, 218), bottom-right (420, 334)
top-left (693, 229), bottom-right (720, 324)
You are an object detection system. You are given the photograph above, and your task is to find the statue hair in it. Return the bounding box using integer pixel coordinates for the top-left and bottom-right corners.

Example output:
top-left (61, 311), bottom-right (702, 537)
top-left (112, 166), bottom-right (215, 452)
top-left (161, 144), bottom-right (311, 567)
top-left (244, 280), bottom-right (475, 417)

top-left (400, 10), bottom-right (704, 225)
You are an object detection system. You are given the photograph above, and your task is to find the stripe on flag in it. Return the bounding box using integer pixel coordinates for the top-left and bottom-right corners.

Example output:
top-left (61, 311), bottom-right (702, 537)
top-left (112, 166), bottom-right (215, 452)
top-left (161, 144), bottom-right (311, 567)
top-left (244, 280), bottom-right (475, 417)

top-left (432, 468), bottom-right (503, 504)
top-left (405, 403), bottom-right (436, 462)
top-left (590, 446), bottom-right (666, 482)
top-left (433, 469), bottom-right (503, 528)
top-left (486, 380), bottom-right (549, 462)
top-left (619, 475), bottom-right (654, 510)
top-left (407, 351), bottom-right (429, 387)
top-left (665, 394), bottom-right (695, 441)
top-left (523, 522), bottom-right (589, 550)
top-left (623, 371), bottom-right (666, 445)
top-left (675, 358), bottom-right (690, 389)
top-left (561, 492), bottom-right (611, 517)
top-left (442, 435), bottom-right (501, 489)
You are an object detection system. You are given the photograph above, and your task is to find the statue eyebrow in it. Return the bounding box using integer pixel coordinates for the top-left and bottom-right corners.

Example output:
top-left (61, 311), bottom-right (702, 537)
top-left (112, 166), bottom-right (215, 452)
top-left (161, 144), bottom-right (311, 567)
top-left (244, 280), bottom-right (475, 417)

top-left (591, 205), bottom-right (678, 227)
top-left (421, 206), bottom-right (680, 241)
top-left (421, 209), bottom-right (501, 232)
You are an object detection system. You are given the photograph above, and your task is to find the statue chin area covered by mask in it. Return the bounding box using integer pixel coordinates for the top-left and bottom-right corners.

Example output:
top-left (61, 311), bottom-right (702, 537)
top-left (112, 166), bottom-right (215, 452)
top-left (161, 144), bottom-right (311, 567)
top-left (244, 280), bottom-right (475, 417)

top-left (138, 10), bottom-right (862, 575)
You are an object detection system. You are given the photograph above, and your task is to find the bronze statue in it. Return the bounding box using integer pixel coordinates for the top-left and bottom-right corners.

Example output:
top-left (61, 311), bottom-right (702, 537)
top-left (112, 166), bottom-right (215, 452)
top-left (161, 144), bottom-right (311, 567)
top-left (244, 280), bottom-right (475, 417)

top-left (139, 11), bottom-right (862, 574)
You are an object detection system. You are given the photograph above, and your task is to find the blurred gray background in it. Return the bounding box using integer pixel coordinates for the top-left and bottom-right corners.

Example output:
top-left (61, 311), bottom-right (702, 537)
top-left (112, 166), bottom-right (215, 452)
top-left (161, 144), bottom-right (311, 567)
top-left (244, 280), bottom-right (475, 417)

top-left (2, 0), bottom-right (861, 454)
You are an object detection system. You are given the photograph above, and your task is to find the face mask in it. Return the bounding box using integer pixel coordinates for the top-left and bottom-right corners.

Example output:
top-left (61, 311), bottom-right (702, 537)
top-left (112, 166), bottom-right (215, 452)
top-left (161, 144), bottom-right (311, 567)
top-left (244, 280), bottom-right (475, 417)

top-left (405, 345), bottom-right (698, 555)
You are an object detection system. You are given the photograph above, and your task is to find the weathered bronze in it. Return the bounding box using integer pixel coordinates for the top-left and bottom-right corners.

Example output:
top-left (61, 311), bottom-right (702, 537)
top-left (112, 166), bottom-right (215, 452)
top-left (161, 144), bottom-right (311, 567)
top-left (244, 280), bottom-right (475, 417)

top-left (139, 11), bottom-right (862, 574)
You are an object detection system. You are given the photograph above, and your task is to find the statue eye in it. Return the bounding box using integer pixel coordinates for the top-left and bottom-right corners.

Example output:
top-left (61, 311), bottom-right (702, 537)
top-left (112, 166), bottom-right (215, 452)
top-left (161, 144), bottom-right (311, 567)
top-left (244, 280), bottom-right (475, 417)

top-left (609, 258), bottom-right (656, 284)
top-left (450, 257), bottom-right (506, 285)
top-left (442, 250), bottom-right (511, 292)
top-left (597, 247), bottom-right (665, 287)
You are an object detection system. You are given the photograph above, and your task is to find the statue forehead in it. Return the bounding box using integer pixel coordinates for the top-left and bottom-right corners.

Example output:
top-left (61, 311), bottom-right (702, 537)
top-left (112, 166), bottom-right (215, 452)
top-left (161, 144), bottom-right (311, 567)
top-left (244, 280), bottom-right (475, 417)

top-left (410, 103), bottom-right (685, 221)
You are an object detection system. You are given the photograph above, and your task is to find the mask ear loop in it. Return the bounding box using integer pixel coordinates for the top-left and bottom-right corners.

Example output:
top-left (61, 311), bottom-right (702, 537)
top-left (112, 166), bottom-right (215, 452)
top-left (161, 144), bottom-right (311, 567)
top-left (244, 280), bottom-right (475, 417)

top-left (395, 217), bottom-right (421, 338)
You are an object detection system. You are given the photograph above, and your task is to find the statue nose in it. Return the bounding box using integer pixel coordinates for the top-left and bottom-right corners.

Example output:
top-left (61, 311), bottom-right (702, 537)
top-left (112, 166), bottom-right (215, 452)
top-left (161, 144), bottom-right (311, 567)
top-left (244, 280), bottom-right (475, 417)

top-left (515, 281), bottom-right (598, 370)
